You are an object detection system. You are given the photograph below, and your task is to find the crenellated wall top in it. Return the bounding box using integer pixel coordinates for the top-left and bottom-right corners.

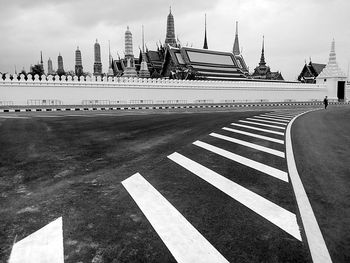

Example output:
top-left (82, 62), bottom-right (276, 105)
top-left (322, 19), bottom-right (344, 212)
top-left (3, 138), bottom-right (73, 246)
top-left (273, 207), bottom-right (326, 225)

top-left (0, 73), bottom-right (327, 89)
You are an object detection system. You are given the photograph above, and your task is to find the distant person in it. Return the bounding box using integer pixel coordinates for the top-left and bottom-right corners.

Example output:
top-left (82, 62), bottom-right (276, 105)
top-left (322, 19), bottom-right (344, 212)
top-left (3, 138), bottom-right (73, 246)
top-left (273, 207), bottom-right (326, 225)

top-left (323, 96), bottom-right (328, 109)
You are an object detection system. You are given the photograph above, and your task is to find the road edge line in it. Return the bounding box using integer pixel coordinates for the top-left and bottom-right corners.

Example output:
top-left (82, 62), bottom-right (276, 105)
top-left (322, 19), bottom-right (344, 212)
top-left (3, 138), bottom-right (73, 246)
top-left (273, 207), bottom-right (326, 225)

top-left (286, 110), bottom-right (332, 263)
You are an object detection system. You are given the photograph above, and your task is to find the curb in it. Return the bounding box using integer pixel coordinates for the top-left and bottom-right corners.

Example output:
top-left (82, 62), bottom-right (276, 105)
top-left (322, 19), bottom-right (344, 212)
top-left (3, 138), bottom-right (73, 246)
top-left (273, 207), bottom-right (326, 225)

top-left (285, 110), bottom-right (332, 263)
top-left (0, 101), bottom-right (332, 113)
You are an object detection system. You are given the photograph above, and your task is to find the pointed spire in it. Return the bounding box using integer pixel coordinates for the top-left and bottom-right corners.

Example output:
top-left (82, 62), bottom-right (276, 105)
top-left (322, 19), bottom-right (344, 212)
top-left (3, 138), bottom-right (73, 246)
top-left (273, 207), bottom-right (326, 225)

top-left (169, 6), bottom-right (172, 14)
top-left (109, 40), bottom-right (112, 66)
top-left (40, 51), bottom-right (43, 64)
top-left (165, 7), bottom-right (176, 47)
top-left (232, 21), bottom-right (240, 55)
top-left (139, 25), bottom-right (150, 78)
top-left (142, 25), bottom-right (145, 53)
top-left (203, 14), bottom-right (208, 49)
top-left (259, 35), bottom-right (266, 66)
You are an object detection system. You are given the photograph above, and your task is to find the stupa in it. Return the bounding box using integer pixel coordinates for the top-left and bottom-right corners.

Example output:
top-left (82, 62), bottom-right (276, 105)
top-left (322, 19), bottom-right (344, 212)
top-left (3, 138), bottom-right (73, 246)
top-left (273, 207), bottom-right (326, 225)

top-left (316, 39), bottom-right (347, 101)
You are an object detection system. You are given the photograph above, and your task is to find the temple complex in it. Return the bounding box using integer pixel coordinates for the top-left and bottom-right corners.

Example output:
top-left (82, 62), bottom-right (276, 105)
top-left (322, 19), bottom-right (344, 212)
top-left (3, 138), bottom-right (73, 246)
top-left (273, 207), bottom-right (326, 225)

top-left (109, 8), bottom-right (285, 81)
top-left (251, 36), bottom-right (283, 80)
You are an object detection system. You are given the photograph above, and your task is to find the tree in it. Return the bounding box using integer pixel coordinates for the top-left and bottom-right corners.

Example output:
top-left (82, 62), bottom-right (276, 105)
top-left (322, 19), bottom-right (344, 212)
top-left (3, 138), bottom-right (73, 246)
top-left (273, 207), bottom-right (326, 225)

top-left (29, 64), bottom-right (44, 76)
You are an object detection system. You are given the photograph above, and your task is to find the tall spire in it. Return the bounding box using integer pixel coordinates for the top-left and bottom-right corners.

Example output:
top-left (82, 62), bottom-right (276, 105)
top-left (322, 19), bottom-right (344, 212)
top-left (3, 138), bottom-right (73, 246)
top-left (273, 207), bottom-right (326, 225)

top-left (203, 14), bottom-right (208, 49)
top-left (232, 21), bottom-right (240, 55)
top-left (259, 35), bottom-right (266, 66)
top-left (107, 40), bottom-right (114, 77)
top-left (164, 7), bottom-right (176, 47)
top-left (125, 26), bottom-right (133, 56)
top-left (40, 51), bottom-right (43, 64)
top-left (75, 46), bottom-right (83, 76)
top-left (93, 39), bottom-right (102, 76)
top-left (142, 25), bottom-right (145, 53)
top-left (139, 25), bottom-right (150, 78)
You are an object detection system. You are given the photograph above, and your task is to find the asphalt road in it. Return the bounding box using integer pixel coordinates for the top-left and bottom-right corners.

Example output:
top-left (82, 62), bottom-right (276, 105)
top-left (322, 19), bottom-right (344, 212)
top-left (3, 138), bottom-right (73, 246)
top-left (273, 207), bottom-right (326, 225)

top-left (0, 106), bottom-right (348, 262)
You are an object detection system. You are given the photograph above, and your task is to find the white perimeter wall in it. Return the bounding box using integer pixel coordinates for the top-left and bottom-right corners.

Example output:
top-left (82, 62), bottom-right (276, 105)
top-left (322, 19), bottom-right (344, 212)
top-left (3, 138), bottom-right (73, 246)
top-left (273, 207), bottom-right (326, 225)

top-left (0, 76), bottom-right (329, 105)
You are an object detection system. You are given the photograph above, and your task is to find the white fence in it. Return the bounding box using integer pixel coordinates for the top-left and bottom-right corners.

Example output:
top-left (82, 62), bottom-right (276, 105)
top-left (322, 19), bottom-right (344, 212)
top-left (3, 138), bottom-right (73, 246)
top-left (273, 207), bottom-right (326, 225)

top-left (0, 73), bottom-right (330, 106)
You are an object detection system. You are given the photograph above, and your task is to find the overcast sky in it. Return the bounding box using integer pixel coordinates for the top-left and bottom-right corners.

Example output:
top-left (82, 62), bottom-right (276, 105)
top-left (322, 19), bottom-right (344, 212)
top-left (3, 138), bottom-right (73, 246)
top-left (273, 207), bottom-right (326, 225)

top-left (0, 0), bottom-right (349, 80)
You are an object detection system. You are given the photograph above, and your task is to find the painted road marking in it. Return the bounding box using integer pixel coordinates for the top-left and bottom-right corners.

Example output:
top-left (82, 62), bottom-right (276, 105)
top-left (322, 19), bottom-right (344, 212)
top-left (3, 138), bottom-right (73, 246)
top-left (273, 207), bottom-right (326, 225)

top-left (263, 114), bottom-right (294, 119)
top-left (168, 152), bottom-right (301, 240)
top-left (9, 217), bottom-right (64, 263)
top-left (0, 116), bottom-right (30, 119)
top-left (222, 127), bottom-right (284, 144)
top-left (239, 120), bottom-right (286, 130)
top-left (259, 114), bottom-right (291, 120)
top-left (210, 132), bottom-right (285, 158)
top-left (231, 123), bottom-right (284, 136)
top-left (122, 173), bottom-right (229, 263)
top-left (286, 111), bottom-right (332, 263)
top-left (253, 116), bottom-right (290, 123)
top-left (193, 140), bottom-right (288, 182)
top-left (246, 118), bottom-right (288, 126)
top-left (264, 113), bottom-right (295, 117)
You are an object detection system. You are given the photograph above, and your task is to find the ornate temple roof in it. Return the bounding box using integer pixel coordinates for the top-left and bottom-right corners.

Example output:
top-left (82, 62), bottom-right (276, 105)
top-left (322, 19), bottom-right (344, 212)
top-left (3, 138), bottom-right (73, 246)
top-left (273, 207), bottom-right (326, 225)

top-left (161, 46), bottom-right (246, 80)
top-left (310, 62), bottom-right (326, 75)
top-left (317, 39), bottom-right (346, 79)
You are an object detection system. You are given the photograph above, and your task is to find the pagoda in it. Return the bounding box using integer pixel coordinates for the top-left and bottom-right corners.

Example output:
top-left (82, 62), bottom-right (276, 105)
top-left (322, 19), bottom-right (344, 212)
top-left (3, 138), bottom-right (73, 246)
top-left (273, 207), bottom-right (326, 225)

top-left (122, 26), bottom-right (138, 78)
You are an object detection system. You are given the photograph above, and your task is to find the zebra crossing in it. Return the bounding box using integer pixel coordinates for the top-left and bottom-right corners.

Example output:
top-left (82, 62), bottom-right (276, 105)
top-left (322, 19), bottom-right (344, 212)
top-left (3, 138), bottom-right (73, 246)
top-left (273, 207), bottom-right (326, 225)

top-left (121, 110), bottom-right (320, 262)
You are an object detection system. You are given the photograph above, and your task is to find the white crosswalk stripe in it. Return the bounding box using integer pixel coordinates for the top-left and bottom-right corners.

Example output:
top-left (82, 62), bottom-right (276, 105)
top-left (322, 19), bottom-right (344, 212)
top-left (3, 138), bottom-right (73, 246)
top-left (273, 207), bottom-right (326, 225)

top-left (246, 118), bottom-right (288, 126)
top-left (231, 123), bottom-right (285, 135)
top-left (239, 120), bottom-right (286, 130)
top-left (259, 114), bottom-right (291, 120)
top-left (122, 173), bottom-right (229, 263)
top-left (222, 127), bottom-right (284, 144)
top-left (193, 140), bottom-right (289, 182)
top-left (9, 217), bottom-right (64, 263)
top-left (210, 132), bottom-right (285, 158)
top-left (253, 116), bottom-right (290, 123)
top-left (168, 152), bottom-right (301, 241)
top-left (264, 114), bottom-right (294, 118)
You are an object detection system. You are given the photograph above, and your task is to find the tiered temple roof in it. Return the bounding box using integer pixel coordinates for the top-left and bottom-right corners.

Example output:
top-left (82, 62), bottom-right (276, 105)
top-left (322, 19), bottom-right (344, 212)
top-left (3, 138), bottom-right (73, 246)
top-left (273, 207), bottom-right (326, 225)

top-left (298, 61), bottom-right (326, 83)
top-left (161, 46), bottom-right (246, 80)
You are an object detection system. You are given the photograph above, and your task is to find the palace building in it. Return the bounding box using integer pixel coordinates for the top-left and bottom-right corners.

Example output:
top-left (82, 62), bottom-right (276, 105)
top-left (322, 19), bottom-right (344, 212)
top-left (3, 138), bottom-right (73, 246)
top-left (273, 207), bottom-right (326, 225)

top-left (298, 60), bottom-right (326, 83)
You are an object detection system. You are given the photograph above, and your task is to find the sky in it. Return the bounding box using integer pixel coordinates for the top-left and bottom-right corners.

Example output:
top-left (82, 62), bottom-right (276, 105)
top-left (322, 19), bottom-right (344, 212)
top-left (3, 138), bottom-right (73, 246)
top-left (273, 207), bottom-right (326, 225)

top-left (0, 0), bottom-right (349, 81)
